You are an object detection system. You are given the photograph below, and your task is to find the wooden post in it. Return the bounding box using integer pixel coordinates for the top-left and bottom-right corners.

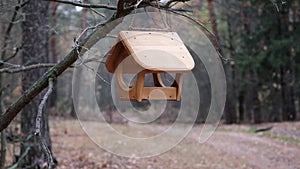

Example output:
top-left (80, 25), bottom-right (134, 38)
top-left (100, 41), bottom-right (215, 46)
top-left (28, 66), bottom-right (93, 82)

top-left (135, 71), bottom-right (145, 102)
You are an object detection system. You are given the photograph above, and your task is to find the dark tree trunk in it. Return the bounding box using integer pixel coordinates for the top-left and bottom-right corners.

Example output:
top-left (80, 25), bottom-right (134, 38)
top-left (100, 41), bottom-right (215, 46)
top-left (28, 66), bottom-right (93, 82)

top-left (21, 0), bottom-right (51, 168)
top-left (0, 91), bottom-right (5, 168)
top-left (49, 2), bottom-right (59, 108)
top-left (244, 69), bottom-right (261, 123)
top-left (207, 0), bottom-right (219, 41)
top-left (270, 79), bottom-right (283, 122)
top-left (238, 90), bottom-right (244, 122)
top-left (224, 64), bottom-right (237, 124)
top-left (282, 68), bottom-right (296, 121)
top-left (223, 8), bottom-right (237, 124)
top-left (0, 23), bottom-right (6, 169)
top-left (250, 71), bottom-right (261, 123)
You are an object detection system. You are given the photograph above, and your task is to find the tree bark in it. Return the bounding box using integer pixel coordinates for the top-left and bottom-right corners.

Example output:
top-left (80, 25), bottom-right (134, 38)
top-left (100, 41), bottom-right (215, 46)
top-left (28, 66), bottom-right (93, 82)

top-left (0, 21), bottom-right (6, 169)
top-left (207, 0), bottom-right (219, 41)
top-left (282, 67), bottom-right (296, 120)
top-left (223, 7), bottom-right (237, 124)
top-left (20, 0), bottom-right (51, 167)
top-left (49, 2), bottom-right (59, 108)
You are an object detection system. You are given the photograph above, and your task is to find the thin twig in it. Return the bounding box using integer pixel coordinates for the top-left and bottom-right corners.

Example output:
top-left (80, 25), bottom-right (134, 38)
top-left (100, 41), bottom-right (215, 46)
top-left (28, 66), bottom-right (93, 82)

top-left (34, 78), bottom-right (54, 169)
top-left (7, 146), bottom-right (30, 169)
top-left (0, 63), bottom-right (56, 73)
top-left (90, 8), bottom-right (107, 19)
top-left (163, 9), bottom-right (230, 62)
top-left (75, 20), bottom-right (108, 43)
top-left (0, 0), bottom-right (28, 64)
top-left (0, 60), bottom-right (20, 68)
top-left (72, 44), bottom-right (110, 84)
top-left (269, 0), bottom-right (286, 12)
top-left (46, 0), bottom-right (117, 10)
top-left (135, 0), bottom-right (144, 8)
top-left (83, 63), bottom-right (111, 85)
top-left (1, 47), bottom-right (21, 64)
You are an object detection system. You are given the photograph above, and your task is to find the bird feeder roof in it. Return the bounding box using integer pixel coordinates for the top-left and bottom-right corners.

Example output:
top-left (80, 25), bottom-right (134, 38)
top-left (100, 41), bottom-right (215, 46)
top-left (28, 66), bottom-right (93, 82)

top-left (106, 31), bottom-right (195, 73)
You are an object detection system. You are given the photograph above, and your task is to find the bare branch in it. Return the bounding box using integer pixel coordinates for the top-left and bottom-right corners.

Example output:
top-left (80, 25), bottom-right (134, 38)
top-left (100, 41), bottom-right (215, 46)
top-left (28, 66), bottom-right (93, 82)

top-left (83, 62), bottom-right (111, 85)
top-left (269, 0), bottom-right (287, 12)
top-left (0, 63), bottom-right (56, 73)
top-left (46, 0), bottom-right (117, 10)
top-left (7, 146), bottom-right (30, 169)
top-left (75, 20), bottom-right (106, 43)
top-left (0, 132), bottom-right (6, 168)
top-left (34, 78), bottom-right (54, 135)
top-left (0, 60), bottom-right (20, 68)
top-left (1, 0), bottom-right (28, 63)
top-left (0, 59), bottom-right (105, 73)
top-left (34, 78), bottom-right (54, 169)
top-left (90, 8), bottom-right (107, 19)
top-left (157, 0), bottom-right (190, 8)
top-left (1, 47), bottom-right (21, 64)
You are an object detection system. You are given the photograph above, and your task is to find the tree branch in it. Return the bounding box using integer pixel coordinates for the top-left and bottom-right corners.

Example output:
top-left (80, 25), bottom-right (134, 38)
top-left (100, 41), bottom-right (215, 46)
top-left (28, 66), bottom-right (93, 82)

top-left (34, 78), bottom-right (54, 169)
top-left (0, 63), bottom-right (56, 73)
top-left (46, 0), bottom-right (117, 10)
top-left (34, 78), bottom-right (54, 135)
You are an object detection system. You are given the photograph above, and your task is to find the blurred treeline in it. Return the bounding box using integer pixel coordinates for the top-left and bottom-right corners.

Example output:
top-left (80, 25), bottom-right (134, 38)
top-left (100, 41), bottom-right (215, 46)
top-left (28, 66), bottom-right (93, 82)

top-left (213, 0), bottom-right (300, 123)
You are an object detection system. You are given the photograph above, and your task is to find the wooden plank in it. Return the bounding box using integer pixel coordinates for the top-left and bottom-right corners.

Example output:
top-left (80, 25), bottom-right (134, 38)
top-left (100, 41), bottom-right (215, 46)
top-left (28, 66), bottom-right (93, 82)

top-left (172, 73), bottom-right (183, 101)
top-left (106, 41), bottom-right (128, 73)
top-left (135, 72), bottom-right (145, 102)
top-left (118, 87), bottom-right (177, 101)
top-left (106, 41), bottom-right (120, 73)
top-left (142, 87), bottom-right (177, 100)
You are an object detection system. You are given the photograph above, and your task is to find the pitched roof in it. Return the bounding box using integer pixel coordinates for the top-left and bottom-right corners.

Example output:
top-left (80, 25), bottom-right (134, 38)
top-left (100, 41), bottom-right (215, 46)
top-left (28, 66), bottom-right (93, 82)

top-left (106, 31), bottom-right (194, 73)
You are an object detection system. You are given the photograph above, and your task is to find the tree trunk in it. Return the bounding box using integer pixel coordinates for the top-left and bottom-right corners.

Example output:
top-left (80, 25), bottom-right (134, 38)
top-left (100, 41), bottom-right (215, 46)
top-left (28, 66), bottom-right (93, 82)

top-left (223, 7), bottom-right (237, 124)
top-left (224, 65), bottom-right (237, 124)
top-left (238, 90), bottom-right (244, 122)
top-left (282, 67), bottom-right (296, 121)
top-left (0, 98), bottom-right (6, 168)
top-left (207, 0), bottom-right (219, 41)
top-left (21, 0), bottom-right (51, 168)
top-left (271, 87), bottom-right (282, 121)
top-left (250, 70), bottom-right (261, 123)
top-left (0, 74), bottom-right (5, 168)
top-left (0, 22), bottom-right (6, 169)
top-left (49, 2), bottom-right (59, 108)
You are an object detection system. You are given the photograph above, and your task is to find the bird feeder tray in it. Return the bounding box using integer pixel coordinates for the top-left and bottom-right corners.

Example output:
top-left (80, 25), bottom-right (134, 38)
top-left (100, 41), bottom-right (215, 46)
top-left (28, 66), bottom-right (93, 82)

top-left (106, 31), bottom-right (195, 102)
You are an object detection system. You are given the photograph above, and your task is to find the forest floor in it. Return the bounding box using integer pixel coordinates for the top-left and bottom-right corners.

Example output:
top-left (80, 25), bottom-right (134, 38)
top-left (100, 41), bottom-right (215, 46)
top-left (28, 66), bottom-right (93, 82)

top-left (51, 119), bottom-right (300, 169)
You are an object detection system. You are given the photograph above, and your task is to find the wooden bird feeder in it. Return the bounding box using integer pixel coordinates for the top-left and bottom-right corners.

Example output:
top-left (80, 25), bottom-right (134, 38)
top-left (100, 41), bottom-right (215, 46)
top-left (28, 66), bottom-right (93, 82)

top-left (106, 31), bottom-right (195, 102)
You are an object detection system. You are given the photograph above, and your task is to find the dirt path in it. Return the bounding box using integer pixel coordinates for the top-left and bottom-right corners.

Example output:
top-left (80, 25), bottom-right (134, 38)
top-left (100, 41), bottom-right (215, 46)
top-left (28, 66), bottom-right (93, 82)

top-left (192, 131), bottom-right (300, 169)
top-left (51, 120), bottom-right (300, 169)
